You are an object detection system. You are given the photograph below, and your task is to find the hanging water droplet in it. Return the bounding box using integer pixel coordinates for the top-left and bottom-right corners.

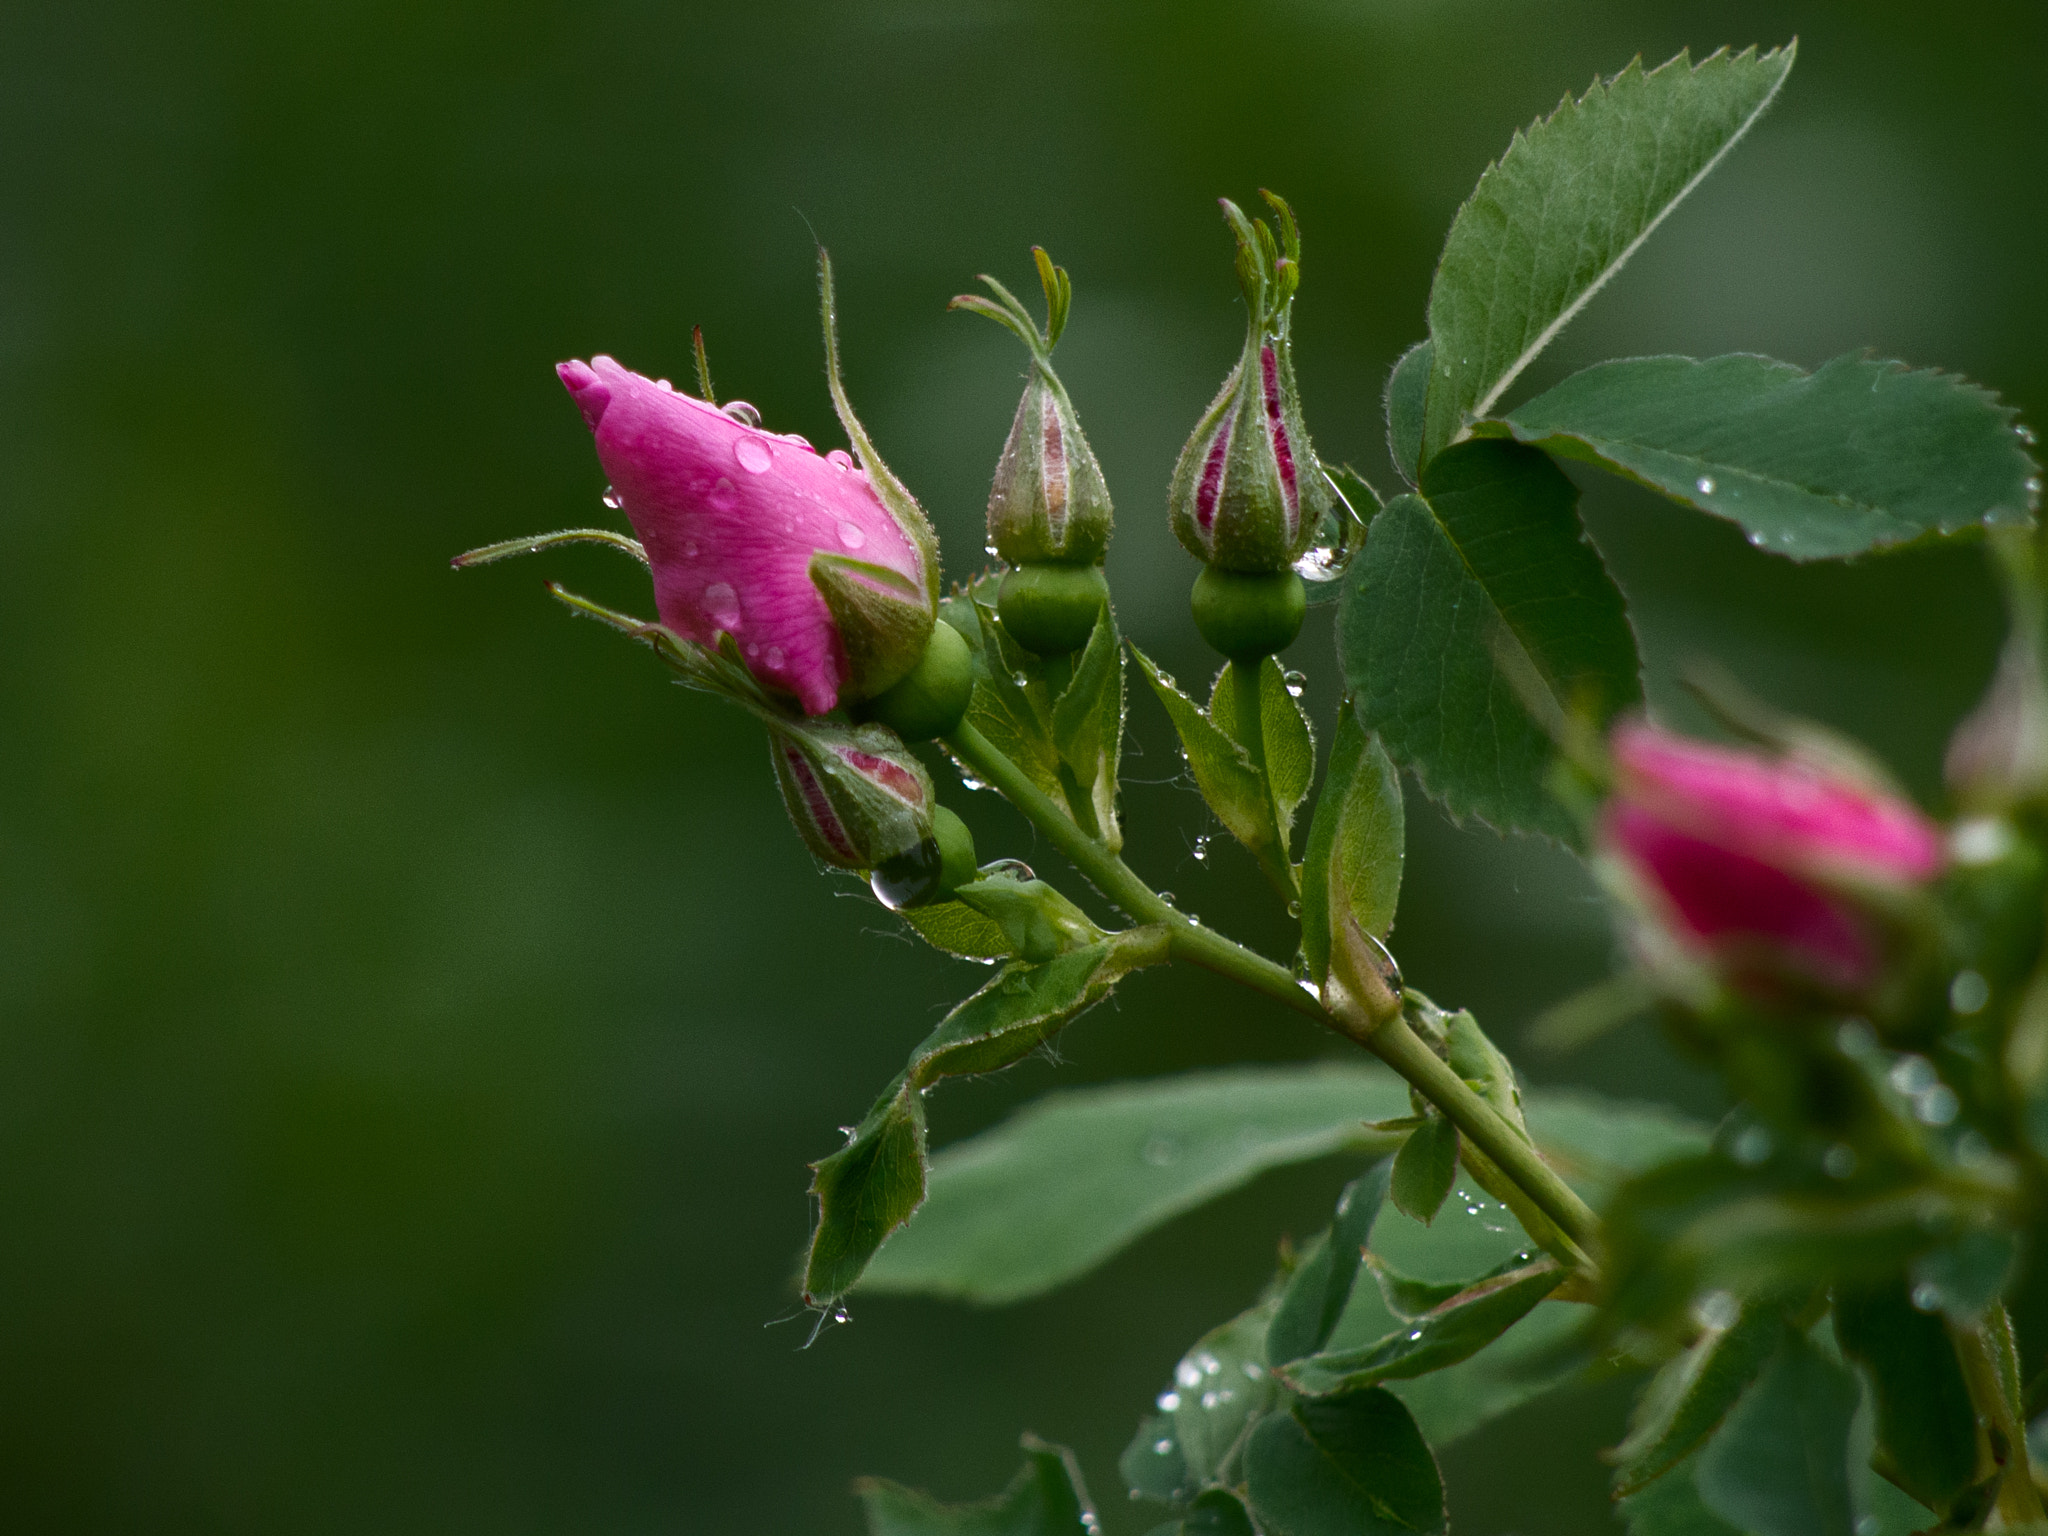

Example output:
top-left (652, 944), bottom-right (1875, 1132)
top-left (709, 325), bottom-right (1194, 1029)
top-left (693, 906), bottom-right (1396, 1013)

top-left (1191, 834), bottom-right (1211, 863)
top-left (830, 1304), bottom-right (850, 1324)
top-left (1914, 1085), bottom-right (1959, 1126)
top-left (601, 485), bottom-right (623, 509)
top-left (703, 582), bottom-right (742, 630)
top-left (870, 838), bottom-right (945, 911)
top-left (721, 400), bottom-right (762, 427)
top-left (1283, 669), bottom-right (1307, 698)
top-left (734, 437), bottom-right (774, 474)
top-left (826, 448), bottom-right (856, 470)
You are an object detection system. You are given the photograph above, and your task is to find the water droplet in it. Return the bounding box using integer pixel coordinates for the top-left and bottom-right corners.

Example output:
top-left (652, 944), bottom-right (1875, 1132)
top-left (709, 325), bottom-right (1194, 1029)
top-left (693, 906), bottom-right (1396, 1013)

top-left (1153, 1439), bottom-right (1173, 1455)
top-left (1823, 1143), bottom-right (1857, 1179)
top-left (1191, 834), bottom-right (1211, 863)
top-left (826, 448), bottom-right (855, 470)
top-left (837, 521), bottom-right (867, 550)
top-left (1910, 1281), bottom-right (1942, 1313)
top-left (2015, 424), bottom-right (2037, 446)
top-left (655, 378), bottom-right (672, 391)
top-left (708, 476), bottom-right (740, 512)
top-left (1196, 1351), bottom-right (1222, 1376)
top-left (734, 437), bottom-right (774, 474)
top-left (1695, 476), bottom-right (1716, 496)
top-left (1144, 1136), bottom-right (1180, 1167)
top-left (1951, 817), bottom-right (2014, 866)
top-left (985, 543), bottom-right (1000, 558)
top-left (1156, 1391), bottom-right (1181, 1412)
top-left (1297, 977), bottom-right (1320, 998)
top-left (1175, 1361), bottom-right (1203, 1389)
top-left (1731, 1124), bottom-right (1774, 1166)
top-left (1889, 1056), bottom-right (1937, 1096)
top-left (957, 774), bottom-right (988, 792)
top-left (830, 1304), bottom-right (850, 1324)
top-left (721, 400), bottom-right (762, 427)
top-left (1950, 969), bottom-right (1990, 1014)
top-left (682, 541), bottom-right (698, 559)
top-left (1157, 891), bottom-right (1176, 905)
top-left (1915, 1085), bottom-right (1959, 1127)
top-left (703, 582), bottom-right (742, 630)
top-left (1283, 669), bottom-right (1307, 698)
top-left (1242, 1361), bottom-right (1265, 1379)
top-left (765, 646), bottom-right (786, 671)
top-left (1691, 1290), bottom-right (1741, 1331)
top-left (2028, 476), bottom-right (2044, 498)
top-left (1200, 1391), bottom-right (1219, 1409)
top-left (1407, 1330), bottom-right (1423, 1342)
top-left (601, 484), bottom-right (623, 509)
top-left (744, 642), bottom-right (759, 659)
top-left (870, 837), bottom-right (945, 911)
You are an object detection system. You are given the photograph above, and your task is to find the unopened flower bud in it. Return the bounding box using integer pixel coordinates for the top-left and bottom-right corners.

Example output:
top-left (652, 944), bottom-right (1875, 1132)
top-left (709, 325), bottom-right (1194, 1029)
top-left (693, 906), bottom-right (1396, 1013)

top-left (1599, 721), bottom-right (1944, 999)
top-left (954, 249), bottom-right (1114, 568)
top-left (769, 719), bottom-right (936, 891)
top-left (1168, 193), bottom-right (1332, 574)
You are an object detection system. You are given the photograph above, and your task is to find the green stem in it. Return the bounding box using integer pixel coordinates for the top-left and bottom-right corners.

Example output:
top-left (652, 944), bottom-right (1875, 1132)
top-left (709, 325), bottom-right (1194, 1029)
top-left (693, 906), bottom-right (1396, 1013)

top-left (1953, 1309), bottom-right (2045, 1527)
top-left (942, 719), bottom-right (1603, 1265)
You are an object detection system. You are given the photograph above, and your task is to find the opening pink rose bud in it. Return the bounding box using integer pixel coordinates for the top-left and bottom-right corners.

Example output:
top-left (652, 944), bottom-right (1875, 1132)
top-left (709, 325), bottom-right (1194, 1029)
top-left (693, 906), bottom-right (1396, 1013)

top-left (558, 355), bottom-right (933, 715)
top-left (1600, 722), bottom-right (1945, 995)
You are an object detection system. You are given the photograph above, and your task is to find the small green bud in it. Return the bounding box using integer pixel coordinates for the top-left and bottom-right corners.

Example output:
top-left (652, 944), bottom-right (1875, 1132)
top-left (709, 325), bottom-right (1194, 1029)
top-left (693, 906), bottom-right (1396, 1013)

top-left (998, 563), bottom-right (1109, 657)
top-left (864, 619), bottom-right (974, 741)
top-left (1167, 193), bottom-right (1331, 574)
top-left (1190, 567), bottom-right (1305, 661)
top-left (768, 718), bottom-right (934, 878)
top-left (931, 806), bottom-right (978, 894)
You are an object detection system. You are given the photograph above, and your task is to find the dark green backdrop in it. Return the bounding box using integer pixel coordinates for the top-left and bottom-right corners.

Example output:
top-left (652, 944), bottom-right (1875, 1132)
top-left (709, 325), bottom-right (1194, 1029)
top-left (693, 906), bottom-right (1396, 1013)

top-left (3, 2), bottom-right (2043, 1531)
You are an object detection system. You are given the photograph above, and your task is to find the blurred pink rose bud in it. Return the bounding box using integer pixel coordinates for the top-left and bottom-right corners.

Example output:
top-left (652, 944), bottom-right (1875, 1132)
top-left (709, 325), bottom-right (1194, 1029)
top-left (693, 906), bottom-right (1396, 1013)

top-left (557, 356), bottom-right (934, 715)
top-left (1601, 721), bottom-right (1944, 995)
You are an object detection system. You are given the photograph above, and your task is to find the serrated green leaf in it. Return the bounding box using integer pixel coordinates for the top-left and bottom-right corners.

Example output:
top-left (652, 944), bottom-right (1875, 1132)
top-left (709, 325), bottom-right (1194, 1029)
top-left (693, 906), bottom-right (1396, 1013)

top-left (1131, 644), bottom-right (1273, 852)
top-left (1243, 1388), bottom-right (1446, 1536)
top-left (861, 1064), bottom-right (1411, 1303)
top-left (805, 929), bottom-right (1167, 1304)
top-left (859, 1434), bottom-right (1095, 1536)
top-left (1340, 439), bottom-right (1641, 840)
top-left (1695, 1329), bottom-right (1859, 1536)
top-left (1385, 340), bottom-right (1432, 484)
top-left (1491, 352), bottom-right (2040, 559)
top-left (1278, 1259), bottom-right (1565, 1397)
top-left (1050, 604), bottom-right (1126, 849)
top-left (1299, 707), bottom-right (1404, 986)
top-left (1614, 1304), bottom-right (1784, 1497)
top-left (1423, 44), bottom-right (1795, 458)
top-left (1390, 1115), bottom-right (1459, 1224)
top-left (1833, 1280), bottom-right (1977, 1513)
top-left (1268, 1163), bottom-right (1391, 1366)
top-left (903, 899), bottom-right (1015, 960)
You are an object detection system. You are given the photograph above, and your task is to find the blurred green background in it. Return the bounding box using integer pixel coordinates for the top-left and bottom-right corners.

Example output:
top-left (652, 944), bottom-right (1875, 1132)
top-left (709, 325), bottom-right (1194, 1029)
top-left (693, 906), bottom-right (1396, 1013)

top-left (2, 1), bottom-right (2043, 1530)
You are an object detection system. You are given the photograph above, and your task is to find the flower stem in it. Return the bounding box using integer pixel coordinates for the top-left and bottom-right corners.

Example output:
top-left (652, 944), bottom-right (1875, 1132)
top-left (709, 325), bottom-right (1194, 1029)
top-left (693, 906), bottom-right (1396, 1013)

top-left (941, 719), bottom-right (1602, 1265)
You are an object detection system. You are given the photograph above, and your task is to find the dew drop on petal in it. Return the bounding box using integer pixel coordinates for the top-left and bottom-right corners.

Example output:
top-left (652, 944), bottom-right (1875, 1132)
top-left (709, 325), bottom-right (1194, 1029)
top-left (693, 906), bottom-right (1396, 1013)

top-left (826, 449), bottom-right (855, 470)
top-left (765, 646), bottom-right (786, 671)
top-left (708, 477), bottom-right (740, 512)
top-left (703, 582), bottom-right (742, 630)
top-left (837, 521), bottom-right (866, 550)
top-left (721, 400), bottom-right (762, 428)
top-left (735, 437), bottom-right (774, 474)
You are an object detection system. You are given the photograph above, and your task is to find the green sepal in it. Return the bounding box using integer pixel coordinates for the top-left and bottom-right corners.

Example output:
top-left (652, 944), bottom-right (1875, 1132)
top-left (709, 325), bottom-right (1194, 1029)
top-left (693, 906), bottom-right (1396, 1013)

top-left (810, 551), bottom-right (939, 703)
top-left (1210, 655), bottom-right (1315, 855)
top-left (1130, 644), bottom-right (1272, 856)
top-left (819, 247), bottom-right (943, 604)
top-left (1050, 606), bottom-right (1126, 850)
top-left (1390, 1113), bottom-right (1460, 1224)
top-left (858, 1433), bottom-right (1097, 1536)
top-left (1299, 705), bottom-right (1404, 987)
top-left (902, 898), bottom-right (1014, 961)
top-left (1276, 1259), bottom-right (1565, 1397)
top-left (802, 926), bottom-right (1170, 1305)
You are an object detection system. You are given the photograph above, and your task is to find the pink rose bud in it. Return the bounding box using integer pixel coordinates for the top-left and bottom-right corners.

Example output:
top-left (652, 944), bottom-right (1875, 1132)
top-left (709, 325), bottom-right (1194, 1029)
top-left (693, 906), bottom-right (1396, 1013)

top-left (558, 355), bottom-right (935, 716)
top-left (767, 718), bottom-right (936, 889)
top-left (1601, 721), bottom-right (1944, 995)
top-left (1167, 192), bottom-right (1332, 574)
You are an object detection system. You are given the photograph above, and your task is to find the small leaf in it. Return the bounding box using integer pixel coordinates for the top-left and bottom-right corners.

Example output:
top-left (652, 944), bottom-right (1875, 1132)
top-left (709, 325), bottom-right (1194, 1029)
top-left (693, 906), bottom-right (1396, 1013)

top-left (1050, 606), bottom-right (1127, 849)
top-left (1268, 1163), bottom-right (1392, 1366)
top-left (1491, 352), bottom-right (2041, 560)
top-left (1384, 340), bottom-right (1432, 484)
top-left (861, 1064), bottom-right (1411, 1304)
top-left (1390, 1115), bottom-right (1460, 1224)
top-left (1833, 1279), bottom-right (1977, 1513)
top-left (1278, 1260), bottom-right (1566, 1398)
top-left (1618, 1450), bottom-right (1749, 1536)
top-left (1339, 439), bottom-right (1641, 841)
top-left (1162, 1299), bottom-right (1281, 1487)
top-left (957, 591), bottom-right (1063, 800)
top-left (1119, 1413), bottom-right (1189, 1505)
top-left (1423, 44), bottom-right (1795, 457)
top-left (903, 899), bottom-right (1015, 960)
top-left (1695, 1328), bottom-right (1859, 1536)
top-left (1243, 1388), bottom-right (1446, 1536)
top-left (1613, 1303), bottom-right (1784, 1496)
top-left (1299, 706), bottom-right (1404, 987)
top-left (1365, 1251), bottom-right (1532, 1321)
top-left (1210, 656), bottom-right (1318, 853)
top-left (805, 930), bottom-right (1168, 1304)
top-left (1131, 644), bottom-right (1273, 852)
top-left (859, 1433), bottom-right (1096, 1536)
